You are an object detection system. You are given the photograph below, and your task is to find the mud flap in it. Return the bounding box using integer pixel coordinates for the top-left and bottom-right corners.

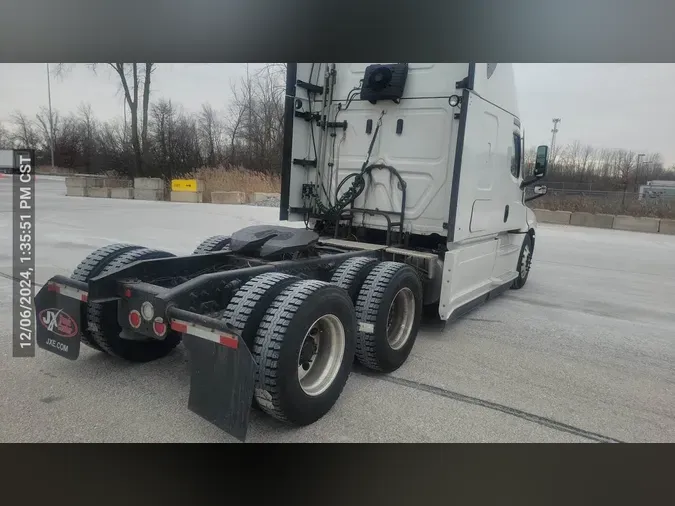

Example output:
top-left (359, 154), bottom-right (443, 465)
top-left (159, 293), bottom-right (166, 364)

top-left (183, 334), bottom-right (257, 442)
top-left (35, 283), bottom-right (83, 360)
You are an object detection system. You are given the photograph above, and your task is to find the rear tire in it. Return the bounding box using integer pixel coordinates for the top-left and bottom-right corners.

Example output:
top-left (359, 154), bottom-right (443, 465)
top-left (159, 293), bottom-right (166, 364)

top-left (87, 248), bottom-right (182, 362)
top-left (511, 233), bottom-right (533, 290)
top-left (253, 280), bottom-right (356, 425)
top-left (330, 256), bottom-right (378, 304)
top-left (354, 262), bottom-right (422, 372)
top-left (222, 272), bottom-right (300, 410)
top-left (222, 272), bottom-right (299, 350)
top-left (71, 243), bottom-right (144, 351)
top-left (193, 235), bottom-right (231, 254)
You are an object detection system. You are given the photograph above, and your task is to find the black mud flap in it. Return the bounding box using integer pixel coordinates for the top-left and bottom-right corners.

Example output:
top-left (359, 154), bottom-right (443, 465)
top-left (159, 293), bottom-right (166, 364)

top-left (183, 334), bottom-right (257, 442)
top-left (34, 282), bottom-right (84, 360)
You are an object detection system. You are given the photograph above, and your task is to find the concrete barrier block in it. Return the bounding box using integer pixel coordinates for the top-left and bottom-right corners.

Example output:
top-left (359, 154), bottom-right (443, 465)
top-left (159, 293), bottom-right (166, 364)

top-left (247, 192), bottom-right (281, 203)
top-left (66, 176), bottom-right (105, 188)
top-left (66, 187), bottom-right (87, 197)
top-left (658, 218), bottom-right (675, 235)
top-left (212, 191), bottom-right (246, 205)
top-left (133, 189), bottom-right (164, 201)
top-left (171, 191), bottom-right (203, 203)
top-left (134, 177), bottom-right (165, 191)
top-left (65, 176), bottom-right (87, 188)
top-left (570, 212), bottom-right (615, 229)
top-left (104, 178), bottom-right (133, 188)
top-left (87, 187), bottom-right (111, 198)
top-left (533, 209), bottom-right (571, 225)
top-left (110, 188), bottom-right (134, 199)
top-left (613, 215), bottom-right (660, 233)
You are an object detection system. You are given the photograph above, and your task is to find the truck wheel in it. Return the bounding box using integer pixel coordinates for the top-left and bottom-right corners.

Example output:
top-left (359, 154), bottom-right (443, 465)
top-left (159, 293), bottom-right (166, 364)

top-left (253, 280), bottom-right (356, 425)
top-left (354, 262), bottom-right (422, 373)
top-left (330, 256), bottom-right (378, 304)
top-left (87, 248), bottom-right (182, 362)
top-left (71, 243), bottom-right (145, 351)
top-left (222, 272), bottom-right (299, 349)
top-left (193, 235), bottom-right (231, 254)
top-left (511, 234), bottom-right (533, 290)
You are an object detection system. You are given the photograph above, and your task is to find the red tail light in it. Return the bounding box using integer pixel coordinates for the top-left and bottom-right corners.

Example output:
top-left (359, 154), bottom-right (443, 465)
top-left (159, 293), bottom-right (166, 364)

top-left (152, 318), bottom-right (167, 337)
top-left (128, 310), bottom-right (141, 329)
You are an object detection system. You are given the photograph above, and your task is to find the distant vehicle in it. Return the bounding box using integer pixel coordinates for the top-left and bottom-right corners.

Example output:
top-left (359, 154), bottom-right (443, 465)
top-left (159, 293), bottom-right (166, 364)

top-left (34, 63), bottom-right (549, 441)
top-left (639, 180), bottom-right (675, 200)
top-left (0, 149), bottom-right (15, 174)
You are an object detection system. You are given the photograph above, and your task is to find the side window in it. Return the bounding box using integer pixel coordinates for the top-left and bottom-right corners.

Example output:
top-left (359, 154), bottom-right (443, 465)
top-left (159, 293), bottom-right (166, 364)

top-left (511, 132), bottom-right (521, 178)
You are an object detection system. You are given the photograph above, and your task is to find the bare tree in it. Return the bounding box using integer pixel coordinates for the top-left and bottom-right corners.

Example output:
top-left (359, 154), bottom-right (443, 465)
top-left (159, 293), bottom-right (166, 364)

top-left (10, 111), bottom-right (40, 149)
top-left (35, 106), bottom-right (59, 153)
top-left (224, 93), bottom-right (246, 162)
top-left (0, 122), bottom-right (10, 148)
top-left (54, 63), bottom-right (156, 176)
top-left (226, 64), bottom-right (286, 173)
top-left (78, 103), bottom-right (98, 171)
top-left (150, 98), bottom-right (176, 177)
top-left (579, 144), bottom-right (595, 178)
top-left (198, 103), bottom-right (223, 166)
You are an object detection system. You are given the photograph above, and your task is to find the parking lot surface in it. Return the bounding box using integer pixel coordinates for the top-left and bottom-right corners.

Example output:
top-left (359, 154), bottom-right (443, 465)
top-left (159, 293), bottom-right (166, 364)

top-left (0, 177), bottom-right (673, 442)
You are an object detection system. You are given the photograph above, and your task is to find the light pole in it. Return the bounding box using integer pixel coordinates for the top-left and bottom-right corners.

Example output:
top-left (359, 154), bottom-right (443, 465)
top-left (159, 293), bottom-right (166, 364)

top-left (635, 153), bottom-right (645, 190)
top-left (46, 63), bottom-right (55, 170)
top-left (550, 118), bottom-right (561, 169)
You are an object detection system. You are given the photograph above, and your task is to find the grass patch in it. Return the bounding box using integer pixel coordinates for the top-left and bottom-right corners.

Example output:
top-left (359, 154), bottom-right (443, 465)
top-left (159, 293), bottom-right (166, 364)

top-left (186, 166), bottom-right (281, 203)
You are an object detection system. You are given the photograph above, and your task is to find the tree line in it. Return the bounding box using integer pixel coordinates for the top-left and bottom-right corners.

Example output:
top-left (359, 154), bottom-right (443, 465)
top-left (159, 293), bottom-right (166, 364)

top-left (0, 63), bottom-right (286, 179)
top-left (1, 62), bottom-right (673, 190)
top-left (524, 141), bottom-right (675, 192)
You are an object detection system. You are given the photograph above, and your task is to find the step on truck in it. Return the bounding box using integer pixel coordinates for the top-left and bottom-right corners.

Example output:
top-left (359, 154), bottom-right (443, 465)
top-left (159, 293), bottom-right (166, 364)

top-left (34, 63), bottom-right (550, 441)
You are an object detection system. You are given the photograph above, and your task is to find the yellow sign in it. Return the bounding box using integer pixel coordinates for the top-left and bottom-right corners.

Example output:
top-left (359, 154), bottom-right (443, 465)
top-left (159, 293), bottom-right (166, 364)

top-left (172, 179), bottom-right (199, 192)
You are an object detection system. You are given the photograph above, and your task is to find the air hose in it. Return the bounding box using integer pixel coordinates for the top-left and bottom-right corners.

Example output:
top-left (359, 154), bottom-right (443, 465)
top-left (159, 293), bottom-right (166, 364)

top-left (312, 111), bottom-right (404, 220)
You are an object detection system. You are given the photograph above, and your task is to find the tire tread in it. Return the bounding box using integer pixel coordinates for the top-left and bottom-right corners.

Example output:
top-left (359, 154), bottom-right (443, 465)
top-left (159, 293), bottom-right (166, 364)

top-left (254, 279), bottom-right (348, 423)
top-left (87, 247), bottom-right (180, 361)
top-left (193, 235), bottom-right (231, 255)
top-left (71, 243), bottom-right (143, 351)
top-left (330, 256), bottom-right (378, 302)
top-left (354, 261), bottom-right (418, 371)
top-left (222, 272), bottom-right (298, 348)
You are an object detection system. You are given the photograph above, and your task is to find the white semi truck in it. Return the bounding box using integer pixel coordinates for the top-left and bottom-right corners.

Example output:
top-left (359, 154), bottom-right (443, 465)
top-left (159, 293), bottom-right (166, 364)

top-left (34, 63), bottom-right (549, 440)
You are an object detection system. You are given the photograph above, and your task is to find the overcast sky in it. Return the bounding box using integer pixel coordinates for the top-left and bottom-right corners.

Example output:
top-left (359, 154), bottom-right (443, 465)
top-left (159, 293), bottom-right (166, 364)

top-left (1, 63), bottom-right (674, 165)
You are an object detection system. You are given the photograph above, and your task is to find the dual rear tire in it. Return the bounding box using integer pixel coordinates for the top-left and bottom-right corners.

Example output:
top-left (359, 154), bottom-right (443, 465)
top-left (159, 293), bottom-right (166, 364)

top-left (70, 243), bottom-right (182, 362)
top-left (223, 274), bottom-right (357, 425)
top-left (330, 257), bottom-right (422, 372)
top-left (222, 257), bottom-right (423, 426)
top-left (71, 236), bottom-right (234, 360)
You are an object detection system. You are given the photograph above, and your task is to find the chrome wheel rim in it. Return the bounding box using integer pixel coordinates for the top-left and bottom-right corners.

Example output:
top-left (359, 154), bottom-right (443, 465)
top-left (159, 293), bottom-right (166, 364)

top-left (297, 314), bottom-right (345, 397)
top-left (386, 287), bottom-right (415, 350)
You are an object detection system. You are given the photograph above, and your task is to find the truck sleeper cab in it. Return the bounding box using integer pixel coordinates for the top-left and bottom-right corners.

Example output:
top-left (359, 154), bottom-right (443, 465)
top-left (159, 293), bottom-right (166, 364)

top-left (282, 63), bottom-right (549, 319)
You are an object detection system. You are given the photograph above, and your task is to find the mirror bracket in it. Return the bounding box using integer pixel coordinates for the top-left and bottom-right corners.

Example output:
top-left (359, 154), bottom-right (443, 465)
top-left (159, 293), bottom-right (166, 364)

top-left (524, 190), bottom-right (546, 202)
top-left (524, 185), bottom-right (548, 202)
top-left (520, 175), bottom-right (543, 189)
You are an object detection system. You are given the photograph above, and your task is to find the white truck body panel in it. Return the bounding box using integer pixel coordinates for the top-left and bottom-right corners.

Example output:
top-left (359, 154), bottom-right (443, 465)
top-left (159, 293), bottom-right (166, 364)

top-left (281, 63), bottom-right (539, 320)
